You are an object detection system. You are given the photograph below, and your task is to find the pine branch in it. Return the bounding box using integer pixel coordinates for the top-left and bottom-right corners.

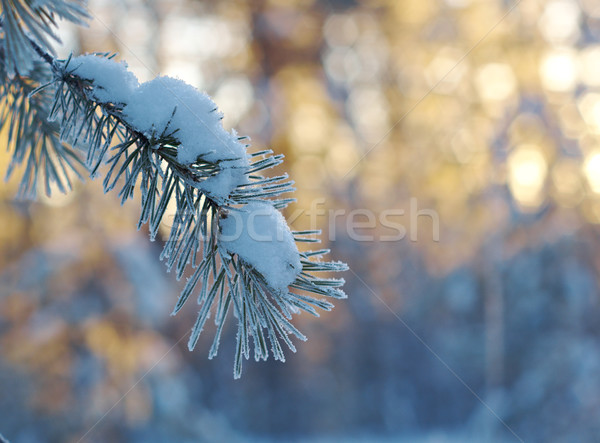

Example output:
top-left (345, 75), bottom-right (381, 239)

top-left (1, 12), bottom-right (348, 377)
top-left (0, 0), bottom-right (89, 75)
top-left (0, 43), bottom-right (85, 197)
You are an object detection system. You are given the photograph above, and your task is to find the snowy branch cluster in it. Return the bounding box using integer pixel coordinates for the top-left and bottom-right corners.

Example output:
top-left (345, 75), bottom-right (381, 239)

top-left (0, 0), bottom-right (347, 377)
top-left (69, 55), bottom-right (249, 201)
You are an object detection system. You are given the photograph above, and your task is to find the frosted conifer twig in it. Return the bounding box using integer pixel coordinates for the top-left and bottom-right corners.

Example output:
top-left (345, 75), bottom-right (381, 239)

top-left (0, 1), bottom-right (348, 378)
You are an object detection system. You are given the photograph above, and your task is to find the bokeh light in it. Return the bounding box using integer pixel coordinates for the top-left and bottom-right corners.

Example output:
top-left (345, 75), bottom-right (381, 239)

top-left (508, 144), bottom-right (548, 208)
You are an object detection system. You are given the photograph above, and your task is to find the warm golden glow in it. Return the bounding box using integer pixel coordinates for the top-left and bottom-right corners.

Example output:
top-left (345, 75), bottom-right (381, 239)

top-left (538, 0), bottom-right (581, 44)
top-left (475, 63), bottom-right (516, 102)
top-left (579, 45), bottom-right (600, 87)
top-left (583, 150), bottom-right (600, 193)
top-left (425, 49), bottom-right (467, 94)
top-left (289, 104), bottom-right (331, 152)
top-left (540, 48), bottom-right (578, 92)
top-left (508, 145), bottom-right (548, 208)
top-left (578, 93), bottom-right (600, 133)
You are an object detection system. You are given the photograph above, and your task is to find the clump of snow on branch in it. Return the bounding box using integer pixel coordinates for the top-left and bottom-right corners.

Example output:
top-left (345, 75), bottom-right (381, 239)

top-left (218, 201), bottom-right (302, 291)
top-left (70, 55), bottom-right (139, 104)
top-left (69, 54), bottom-right (249, 200)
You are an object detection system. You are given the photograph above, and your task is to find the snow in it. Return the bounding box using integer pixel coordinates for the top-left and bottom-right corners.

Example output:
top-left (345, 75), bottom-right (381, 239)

top-left (218, 202), bottom-right (302, 291)
top-left (124, 76), bottom-right (246, 164)
top-left (68, 55), bottom-right (249, 200)
top-left (70, 55), bottom-right (139, 104)
top-left (198, 161), bottom-right (245, 200)
top-left (68, 55), bottom-right (304, 289)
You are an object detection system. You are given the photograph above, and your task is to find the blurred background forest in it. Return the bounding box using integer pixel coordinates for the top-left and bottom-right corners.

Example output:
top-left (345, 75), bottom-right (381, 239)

top-left (2, 0), bottom-right (600, 441)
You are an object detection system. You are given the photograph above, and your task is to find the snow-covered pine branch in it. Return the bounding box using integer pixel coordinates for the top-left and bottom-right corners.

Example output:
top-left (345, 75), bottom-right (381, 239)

top-left (0, 2), bottom-right (348, 378)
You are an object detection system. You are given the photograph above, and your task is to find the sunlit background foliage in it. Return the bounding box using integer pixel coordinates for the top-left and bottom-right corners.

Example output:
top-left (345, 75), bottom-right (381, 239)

top-left (2, 0), bottom-right (600, 441)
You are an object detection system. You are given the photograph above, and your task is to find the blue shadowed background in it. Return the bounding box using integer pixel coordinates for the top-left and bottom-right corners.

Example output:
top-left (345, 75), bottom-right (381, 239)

top-left (2, 0), bottom-right (600, 441)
